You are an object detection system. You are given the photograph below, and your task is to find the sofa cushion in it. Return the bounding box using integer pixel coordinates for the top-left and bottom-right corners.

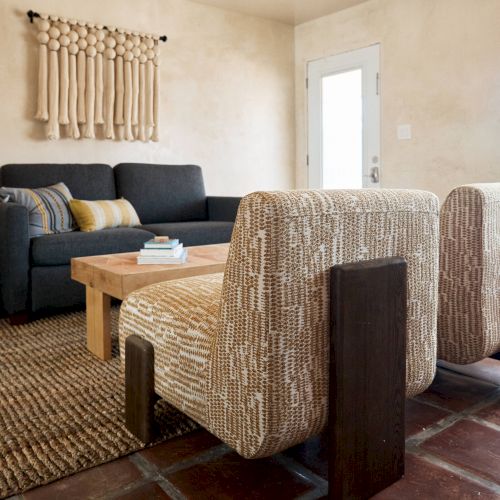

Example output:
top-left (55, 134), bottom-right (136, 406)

top-left (139, 221), bottom-right (234, 246)
top-left (0, 164), bottom-right (115, 200)
top-left (31, 227), bottom-right (154, 266)
top-left (114, 164), bottom-right (207, 224)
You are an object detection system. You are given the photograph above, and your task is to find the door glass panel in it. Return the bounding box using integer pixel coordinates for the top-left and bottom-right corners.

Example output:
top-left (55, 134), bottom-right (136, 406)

top-left (321, 69), bottom-right (363, 189)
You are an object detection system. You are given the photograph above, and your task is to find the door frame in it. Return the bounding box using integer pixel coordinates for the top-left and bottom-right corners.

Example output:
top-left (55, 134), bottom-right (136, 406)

top-left (307, 44), bottom-right (381, 189)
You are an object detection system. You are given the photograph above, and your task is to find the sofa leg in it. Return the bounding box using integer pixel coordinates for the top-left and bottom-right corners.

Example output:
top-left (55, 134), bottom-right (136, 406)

top-left (8, 311), bottom-right (30, 326)
top-left (329, 257), bottom-right (407, 499)
top-left (125, 334), bottom-right (156, 444)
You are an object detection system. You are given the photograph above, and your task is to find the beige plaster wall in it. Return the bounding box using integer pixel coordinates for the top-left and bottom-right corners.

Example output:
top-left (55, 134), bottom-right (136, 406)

top-left (0, 0), bottom-right (295, 196)
top-left (295, 0), bottom-right (500, 200)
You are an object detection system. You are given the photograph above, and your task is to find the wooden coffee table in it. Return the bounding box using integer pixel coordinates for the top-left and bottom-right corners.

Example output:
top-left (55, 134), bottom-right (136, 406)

top-left (71, 243), bottom-right (229, 360)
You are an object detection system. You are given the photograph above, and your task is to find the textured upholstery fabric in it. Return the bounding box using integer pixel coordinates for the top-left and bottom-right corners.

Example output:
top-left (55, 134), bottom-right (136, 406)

top-left (139, 221), bottom-right (234, 246)
top-left (119, 274), bottom-right (224, 426)
top-left (31, 228), bottom-right (154, 266)
top-left (207, 197), bottom-right (241, 222)
top-left (0, 183), bottom-right (74, 238)
top-left (114, 164), bottom-right (207, 224)
top-left (0, 164), bottom-right (115, 200)
top-left (119, 189), bottom-right (440, 459)
top-left (438, 184), bottom-right (500, 364)
top-left (31, 265), bottom-right (85, 311)
top-left (0, 203), bottom-right (30, 313)
top-left (70, 199), bottom-right (141, 232)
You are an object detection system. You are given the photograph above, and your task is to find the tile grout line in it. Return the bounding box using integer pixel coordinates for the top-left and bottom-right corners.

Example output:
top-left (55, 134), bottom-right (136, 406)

top-left (408, 387), bottom-right (500, 447)
top-left (412, 389), bottom-right (500, 415)
top-left (459, 388), bottom-right (500, 415)
top-left (128, 452), bottom-right (157, 478)
top-left (413, 394), bottom-right (460, 414)
top-left (101, 477), bottom-right (163, 500)
top-left (156, 478), bottom-right (188, 500)
top-left (272, 453), bottom-right (329, 495)
top-left (406, 413), bottom-right (465, 448)
top-left (97, 455), bottom-right (157, 500)
top-left (405, 383), bottom-right (500, 495)
top-left (412, 396), bottom-right (459, 413)
top-left (465, 414), bottom-right (500, 433)
top-left (124, 453), bottom-right (187, 500)
top-left (114, 444), bottom-right (232, 499)
top-left (407, 447), bottom-right (500, 495)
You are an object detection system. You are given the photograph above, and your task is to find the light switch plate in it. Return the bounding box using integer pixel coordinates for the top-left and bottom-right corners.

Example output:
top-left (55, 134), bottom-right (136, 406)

top-left (397, 124), bottom-right (412, 140)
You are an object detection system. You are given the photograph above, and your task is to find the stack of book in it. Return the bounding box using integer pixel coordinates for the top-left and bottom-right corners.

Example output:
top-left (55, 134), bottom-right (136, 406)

top-left (137, 236), bottom-right (188, 265)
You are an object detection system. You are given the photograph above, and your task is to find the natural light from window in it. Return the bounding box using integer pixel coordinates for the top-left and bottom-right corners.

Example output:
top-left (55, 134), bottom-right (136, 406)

top-left (321, 69), bottom-right (363, 189)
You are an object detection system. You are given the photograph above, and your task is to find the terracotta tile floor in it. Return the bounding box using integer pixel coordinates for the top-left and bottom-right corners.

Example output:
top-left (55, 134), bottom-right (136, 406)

top-left (11, 360), bottom-right (500, 500)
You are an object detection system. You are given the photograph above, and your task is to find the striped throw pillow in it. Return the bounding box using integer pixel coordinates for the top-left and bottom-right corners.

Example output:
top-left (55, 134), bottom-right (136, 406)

top-left (69, 198), bottom-right (141, 232)
top-left (0, 182), bottom-right (74, 238)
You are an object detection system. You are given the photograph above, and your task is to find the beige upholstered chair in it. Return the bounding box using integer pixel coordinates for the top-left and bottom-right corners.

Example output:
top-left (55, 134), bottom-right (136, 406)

top-left (438, 184), bottom-right (500, 364)
top-left (119, 189), bottom-right (439, 497)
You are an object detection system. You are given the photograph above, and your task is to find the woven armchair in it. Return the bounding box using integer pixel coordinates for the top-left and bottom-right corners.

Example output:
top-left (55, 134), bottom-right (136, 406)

top-left (119, 189), bottom-right (439, 498)
top-left (438, 184), bottom-right (500, 364)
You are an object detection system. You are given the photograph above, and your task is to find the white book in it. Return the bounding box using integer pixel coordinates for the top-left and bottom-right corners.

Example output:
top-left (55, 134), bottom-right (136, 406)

top-left (137, 249), bottom-right (188, 265)
top-left (139, 244), bottom-right (184, 258)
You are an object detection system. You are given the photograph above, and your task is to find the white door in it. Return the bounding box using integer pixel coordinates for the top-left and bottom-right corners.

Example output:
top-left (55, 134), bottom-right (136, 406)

top-left (307, 44), bottom-right (380, 189)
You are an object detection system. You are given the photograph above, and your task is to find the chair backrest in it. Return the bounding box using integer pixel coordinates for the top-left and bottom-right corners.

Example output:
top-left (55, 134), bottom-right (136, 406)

top-left (208, 189), bottom-right (440, 458)
top-left (114, 163), bottom-right (207, 224)
top-left (438, 184), bottom-right (500, 364)
top-left (0, 164), bottom-right (115, 200)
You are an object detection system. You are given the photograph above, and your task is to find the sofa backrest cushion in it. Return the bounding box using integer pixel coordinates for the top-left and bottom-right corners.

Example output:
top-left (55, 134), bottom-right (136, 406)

top-left (0, 164), bottom-right (115, 200)
top-left (210, 189), bottom-right (440, 459)
top-left (438, 183), bottom-right (500, 364)
top-left (114, 164), bottom-right (207, 224)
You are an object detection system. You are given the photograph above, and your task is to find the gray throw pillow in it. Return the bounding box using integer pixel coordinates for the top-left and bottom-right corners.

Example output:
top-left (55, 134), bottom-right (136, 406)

top-left (0, 182), bottom-right (75, 238)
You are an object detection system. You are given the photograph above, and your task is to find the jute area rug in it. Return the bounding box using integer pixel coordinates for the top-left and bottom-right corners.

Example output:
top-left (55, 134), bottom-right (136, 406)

top-left (0, 309), bottom-right (197, 498)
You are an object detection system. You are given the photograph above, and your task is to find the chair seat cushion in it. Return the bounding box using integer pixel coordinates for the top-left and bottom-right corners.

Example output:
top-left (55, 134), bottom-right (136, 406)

top-left (31, 227), bottom-right (154, 266)
top-left (139, 221), bottom-right (234, 246)
top-left (119, 273), bottom-right (224, 427)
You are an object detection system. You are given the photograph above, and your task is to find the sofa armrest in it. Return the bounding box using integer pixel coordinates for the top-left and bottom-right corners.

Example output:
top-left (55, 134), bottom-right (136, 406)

top-left (0, 202), bottom-right (30, 314)
top-left (207, 196), bottom-right (241, 222)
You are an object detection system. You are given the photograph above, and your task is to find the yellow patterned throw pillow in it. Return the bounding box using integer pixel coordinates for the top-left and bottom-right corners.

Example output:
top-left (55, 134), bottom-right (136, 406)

top-left (69, 199), bottom-right (141, 232)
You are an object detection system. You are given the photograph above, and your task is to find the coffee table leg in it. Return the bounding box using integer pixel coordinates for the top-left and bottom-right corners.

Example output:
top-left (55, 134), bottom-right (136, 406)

top-left (86, 286), bottom-right (112, 360)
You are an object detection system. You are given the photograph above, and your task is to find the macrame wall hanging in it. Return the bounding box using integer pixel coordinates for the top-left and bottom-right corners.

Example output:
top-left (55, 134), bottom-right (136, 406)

top-left (29, 11), bottom-right (165, 142)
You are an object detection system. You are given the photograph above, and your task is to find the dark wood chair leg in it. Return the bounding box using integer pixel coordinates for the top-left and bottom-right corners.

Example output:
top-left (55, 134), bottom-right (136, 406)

top-left (329, 257), bottom-right (407, 499)
top-left (125, 334), bottom-right (156, 444)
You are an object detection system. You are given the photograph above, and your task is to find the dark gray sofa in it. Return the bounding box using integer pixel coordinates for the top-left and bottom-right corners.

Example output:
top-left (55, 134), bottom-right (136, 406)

top-left (0, 163), bottom-right (240, 318)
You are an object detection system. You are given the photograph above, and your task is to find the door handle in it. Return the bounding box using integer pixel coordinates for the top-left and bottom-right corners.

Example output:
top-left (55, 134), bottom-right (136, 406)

top-left (370, 166), bottom-right (380, 184)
